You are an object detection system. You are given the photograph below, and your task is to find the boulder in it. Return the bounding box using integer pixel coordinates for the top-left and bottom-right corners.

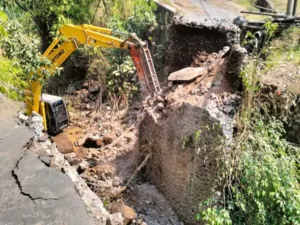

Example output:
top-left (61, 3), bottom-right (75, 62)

top-left (66, 84), bottom-right (77, 95)
top-left (168, 67), bottom-right (207, 82)
top-left (110, 202), bottom-right (137, 225)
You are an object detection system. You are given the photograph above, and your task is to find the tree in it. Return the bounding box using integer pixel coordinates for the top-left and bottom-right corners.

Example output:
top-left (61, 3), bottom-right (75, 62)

top-left (2, 0), bottom-right (96, 51)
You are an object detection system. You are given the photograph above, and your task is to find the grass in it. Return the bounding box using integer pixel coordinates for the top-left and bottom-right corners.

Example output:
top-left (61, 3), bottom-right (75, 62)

top-left (0, 56), bottom-right (26, 100)
top-left (266, 26), bottom-right (300, 68)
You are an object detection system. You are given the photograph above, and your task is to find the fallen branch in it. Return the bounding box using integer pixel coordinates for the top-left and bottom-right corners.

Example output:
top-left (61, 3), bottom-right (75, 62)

top-left (111, 153), bottom-right (152, 198)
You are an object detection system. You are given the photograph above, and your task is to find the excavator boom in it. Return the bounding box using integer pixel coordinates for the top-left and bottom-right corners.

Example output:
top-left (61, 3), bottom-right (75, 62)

top-left (25, 24), bottom-right (160, 133)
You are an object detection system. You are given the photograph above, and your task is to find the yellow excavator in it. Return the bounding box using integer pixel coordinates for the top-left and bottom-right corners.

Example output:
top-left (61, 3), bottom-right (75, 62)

top-left (25, 24), bottom-right (160, 134)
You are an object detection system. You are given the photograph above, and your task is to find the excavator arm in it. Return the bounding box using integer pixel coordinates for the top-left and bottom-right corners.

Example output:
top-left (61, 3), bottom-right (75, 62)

top-left (26, 24), bottom-right (160, 130)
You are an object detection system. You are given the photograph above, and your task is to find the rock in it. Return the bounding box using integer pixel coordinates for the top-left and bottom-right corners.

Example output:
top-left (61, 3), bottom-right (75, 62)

top-left (145, 200), bottom-right (151, 205)
top-left (110, 202), bottom-right (137, 225)
top-left (66, 84), bottom-right (77, 94)
top-left (18, 112), bottom-right (28, 123)
top-left (219, 46), bottom-right (231, 58)
top-left (107, 213), bottom-right (124, 225)
top-left (78, 161), bottom-right (90, 174)
top-left (136, 218), bottom-right (143, 225)
top-left (156, 103), bottom-right (164, 110)
top-left (255, 0), bottom-right (275, 12)
top-left (27, 141), bottom-right (49, 156)
top-left (156, 95), bottom-right (164, 102)
top-left (103, 134), bottom-right (114, 145)
top-left (74, 81), bottom-right (84, 90)
top-left (82, 81), bottom-right (89, 89)
top-left (76, 135), bottom-right (88, 147)
top-left (64, 152), bottom-right (82, 166)
top-left (88, 80), bottom-right (101, 93)
top-left (168, 67), bottom-right (207, 82)
top-left (79, 89), bottom-right (90, 101)
top-left (82, 133), bottom-right (114, 148)
top-left (112, 177), bottom-right (122, 187)
top-left (37, 134), bottom-right (49, 142)
top-left (28, 112), bottom-right (44, 139)
top-left (84, 98), bottom-right (90, 103)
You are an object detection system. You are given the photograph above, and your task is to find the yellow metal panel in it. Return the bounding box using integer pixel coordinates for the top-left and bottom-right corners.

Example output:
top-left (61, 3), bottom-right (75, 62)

top-left (31, 80), bottom-right (42, 114)
top-left (81, 24), bottom-right (113, 35)
top-left (40, 101), bottom-right (47, 131)
top-left (47, 40), bottom-right (76, 67)
top-left (43, 37), bottom-right (59, 57)
top-left (60, 24), bottom-right (130, 49)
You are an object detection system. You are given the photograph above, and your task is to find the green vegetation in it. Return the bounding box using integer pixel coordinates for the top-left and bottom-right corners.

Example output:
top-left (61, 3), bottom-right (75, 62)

top-left (0, 57), bottom-right (24, 100)
top-left (196, 24), bottom-right (300, 225)
top-left (2, 0), bottom-right (95, 51)
top-left (85, 0), bottom-right (157, 101)
top-left (0, 0), bottom-right (157, 102)
top-left (266, 26), bottom-right (300, 68)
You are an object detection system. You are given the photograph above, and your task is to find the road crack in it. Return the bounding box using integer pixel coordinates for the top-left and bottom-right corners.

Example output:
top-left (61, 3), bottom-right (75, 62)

top-left (11, 153), bottom-right (59, 205)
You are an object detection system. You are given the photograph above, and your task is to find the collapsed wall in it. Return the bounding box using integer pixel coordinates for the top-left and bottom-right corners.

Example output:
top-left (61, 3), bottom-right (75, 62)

top-left (138, 20), bottom-right (244, 225)
top-left (166, 16), bottom-right (240, 74)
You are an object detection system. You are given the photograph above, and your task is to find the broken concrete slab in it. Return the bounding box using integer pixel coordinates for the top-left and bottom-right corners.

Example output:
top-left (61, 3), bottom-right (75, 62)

top-left (13, 153), bottom-right (74, 200)
top-left (168, 67), bottom-right (207, 82)
top-left (28, 112), bottom-right (44, 140)
top-left (0, 117), bottom-right (97, 224)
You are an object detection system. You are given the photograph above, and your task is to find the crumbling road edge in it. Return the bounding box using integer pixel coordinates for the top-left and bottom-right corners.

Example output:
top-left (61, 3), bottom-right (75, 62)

top-left (27, 139), bottom-right (123, 225)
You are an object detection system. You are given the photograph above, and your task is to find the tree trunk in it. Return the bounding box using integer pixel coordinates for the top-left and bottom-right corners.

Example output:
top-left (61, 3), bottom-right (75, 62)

top-left (41, 28), bottom-right (51, 53)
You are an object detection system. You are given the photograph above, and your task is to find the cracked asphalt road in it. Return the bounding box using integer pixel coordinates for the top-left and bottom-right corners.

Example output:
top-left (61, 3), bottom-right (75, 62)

top-left (0, 98), bottom-right (95, 225)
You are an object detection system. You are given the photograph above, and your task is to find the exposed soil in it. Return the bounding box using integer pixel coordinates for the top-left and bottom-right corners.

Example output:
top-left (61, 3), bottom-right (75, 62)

top-left (260, 61), bottom-right (300, 144)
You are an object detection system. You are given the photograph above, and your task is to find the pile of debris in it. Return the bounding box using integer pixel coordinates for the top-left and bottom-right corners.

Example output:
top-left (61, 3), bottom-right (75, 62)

top-left (50, 101), bottom-right (181, 224)
top-left (66, 79), bottom-right (102, 111)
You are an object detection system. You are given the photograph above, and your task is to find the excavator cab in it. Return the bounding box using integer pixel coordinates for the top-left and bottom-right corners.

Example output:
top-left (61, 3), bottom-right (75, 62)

top-left (42, 94), bottom-right (69, 134)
